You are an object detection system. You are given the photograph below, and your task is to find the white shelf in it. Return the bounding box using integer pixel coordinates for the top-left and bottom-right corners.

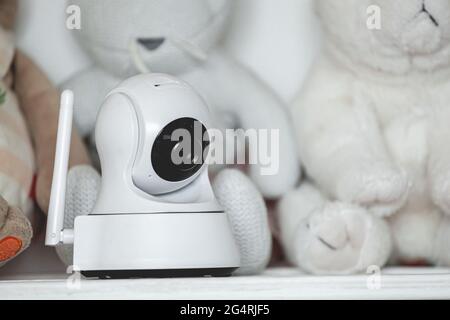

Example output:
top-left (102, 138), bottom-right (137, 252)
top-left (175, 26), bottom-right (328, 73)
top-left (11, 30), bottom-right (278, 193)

top-left (1, 267), bottom-right (449, 300)
top-left (1, 227), bottom-right (449, 300)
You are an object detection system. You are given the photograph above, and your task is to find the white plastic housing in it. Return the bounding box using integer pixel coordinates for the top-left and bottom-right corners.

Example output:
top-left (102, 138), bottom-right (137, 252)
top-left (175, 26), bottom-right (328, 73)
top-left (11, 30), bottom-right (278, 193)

top-left (47, 74), bottom-right (240, 276)
top-left (93, 73), bottom-right (222, 215)
top-left (73, 212), bottom-right (240, 272)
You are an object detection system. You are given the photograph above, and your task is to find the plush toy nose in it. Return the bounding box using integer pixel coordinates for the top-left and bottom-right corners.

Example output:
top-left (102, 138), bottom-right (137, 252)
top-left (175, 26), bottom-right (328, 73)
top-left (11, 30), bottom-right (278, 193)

top-left (421, 2), bottom-right (439, 26)
top-left (137, 37), bottom-right (166, 51)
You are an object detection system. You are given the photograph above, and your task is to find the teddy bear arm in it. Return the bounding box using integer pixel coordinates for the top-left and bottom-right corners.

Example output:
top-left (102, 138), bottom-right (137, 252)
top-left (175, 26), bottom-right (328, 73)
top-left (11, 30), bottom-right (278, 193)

top-left (293, 66), bottom-right (408, 214)
top-left (189, 55), bottom-right (301, 198)
top-left (427, 109), bottom-right (450, 215)
top-left (296, 95), bottom-right (387, 193)
top-left (13, 50), bottom-right (91, 213)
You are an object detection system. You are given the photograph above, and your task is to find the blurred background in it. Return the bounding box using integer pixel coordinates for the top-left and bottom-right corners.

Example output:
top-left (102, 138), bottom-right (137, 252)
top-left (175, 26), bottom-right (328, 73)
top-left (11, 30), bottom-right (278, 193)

top-left (2, 0), bottom-right (321, 276)
top-left (16, 0), bottom-right (321, 103)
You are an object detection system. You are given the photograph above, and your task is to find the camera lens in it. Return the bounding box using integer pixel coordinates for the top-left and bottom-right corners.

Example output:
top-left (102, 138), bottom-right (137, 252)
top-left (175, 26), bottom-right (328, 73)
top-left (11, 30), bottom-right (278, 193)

top-left (151, 118), bottom-right (209, 182)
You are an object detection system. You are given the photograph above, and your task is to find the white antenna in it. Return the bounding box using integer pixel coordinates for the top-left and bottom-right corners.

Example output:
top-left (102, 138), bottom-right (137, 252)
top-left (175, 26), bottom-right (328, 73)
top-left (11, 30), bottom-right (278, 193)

top-left (45, 90), bottom-right (75, 246)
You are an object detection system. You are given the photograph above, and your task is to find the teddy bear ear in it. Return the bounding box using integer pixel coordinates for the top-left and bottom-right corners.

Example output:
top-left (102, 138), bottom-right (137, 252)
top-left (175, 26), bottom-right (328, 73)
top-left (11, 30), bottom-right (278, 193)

top-left (0, 0), bottom-right (17, 30)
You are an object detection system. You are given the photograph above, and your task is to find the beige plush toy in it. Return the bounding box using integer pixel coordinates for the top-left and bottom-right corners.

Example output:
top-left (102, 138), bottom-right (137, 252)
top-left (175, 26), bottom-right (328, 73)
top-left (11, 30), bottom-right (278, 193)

top-left (0, 0), bottom-right (90, 267)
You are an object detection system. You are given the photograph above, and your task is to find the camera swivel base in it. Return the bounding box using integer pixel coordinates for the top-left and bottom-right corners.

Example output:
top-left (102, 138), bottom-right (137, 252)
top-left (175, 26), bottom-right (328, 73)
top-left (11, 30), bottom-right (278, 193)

top-left (73, 212), bottom-right (241, 279)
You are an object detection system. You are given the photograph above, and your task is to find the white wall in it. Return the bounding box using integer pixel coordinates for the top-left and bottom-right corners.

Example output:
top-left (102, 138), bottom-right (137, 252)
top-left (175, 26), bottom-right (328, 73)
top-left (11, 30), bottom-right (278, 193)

top-left (16, 0), bottom-right (320, 103)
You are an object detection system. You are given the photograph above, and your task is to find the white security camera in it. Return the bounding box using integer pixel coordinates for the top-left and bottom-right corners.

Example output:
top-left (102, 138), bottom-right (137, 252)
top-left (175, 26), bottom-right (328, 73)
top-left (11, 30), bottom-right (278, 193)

top-left (46, 74), bottom-right (240, 279)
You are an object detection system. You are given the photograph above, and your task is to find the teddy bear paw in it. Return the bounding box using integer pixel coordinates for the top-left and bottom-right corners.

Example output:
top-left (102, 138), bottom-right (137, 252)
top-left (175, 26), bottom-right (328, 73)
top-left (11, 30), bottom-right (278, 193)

top-left (0, 203), bottom-right (32, 266)
top-left (213, 169), bottom-right (272, 275)
top-left (336, 162), bottom-right (410, 217)
top-left (56, 165), bottom-right (100, 266)
top-left (291, 202), bottom-right (390, 275)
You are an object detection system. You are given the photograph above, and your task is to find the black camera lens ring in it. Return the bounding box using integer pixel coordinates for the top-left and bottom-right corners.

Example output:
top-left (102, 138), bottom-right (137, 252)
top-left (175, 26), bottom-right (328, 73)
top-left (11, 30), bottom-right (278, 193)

top-left (151, 117), bottom-right (210, 182)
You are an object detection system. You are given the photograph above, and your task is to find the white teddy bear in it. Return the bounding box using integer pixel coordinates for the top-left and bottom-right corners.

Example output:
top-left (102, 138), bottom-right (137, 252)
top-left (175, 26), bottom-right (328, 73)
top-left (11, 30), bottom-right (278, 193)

top-left (58, 0), bottom-right (301, 275)
top-left (64, 0), bottom-right (300, 199)
top-left (279, 0), bottom-right (450, 274)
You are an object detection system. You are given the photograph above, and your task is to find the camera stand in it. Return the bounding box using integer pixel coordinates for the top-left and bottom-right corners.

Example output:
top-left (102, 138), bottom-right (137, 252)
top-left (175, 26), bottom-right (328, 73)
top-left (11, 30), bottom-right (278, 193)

top-left (73, 212), bottom-right (240, 279)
